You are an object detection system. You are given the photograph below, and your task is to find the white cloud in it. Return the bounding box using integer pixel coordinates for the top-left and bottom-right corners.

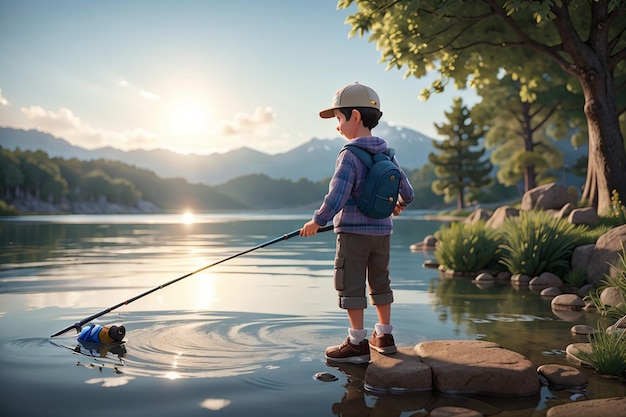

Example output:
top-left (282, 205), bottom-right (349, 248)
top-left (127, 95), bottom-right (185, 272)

top-left (21, 106), bottom-right (82, 130)
top-left (139, 89), bottom-right (161, 101)
top-left (220, 106), bottom-right (275, 136)
top-left (0, 88), bottom-right (8, 106)
top-left (20, 104), bottom-right (162, 150)
top-left (117, 77), bottom-right (161, 101)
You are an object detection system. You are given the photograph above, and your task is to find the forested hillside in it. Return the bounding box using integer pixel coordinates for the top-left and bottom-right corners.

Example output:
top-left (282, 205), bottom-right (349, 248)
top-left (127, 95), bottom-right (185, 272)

top-left (0, 147), bottom-right (332, 214)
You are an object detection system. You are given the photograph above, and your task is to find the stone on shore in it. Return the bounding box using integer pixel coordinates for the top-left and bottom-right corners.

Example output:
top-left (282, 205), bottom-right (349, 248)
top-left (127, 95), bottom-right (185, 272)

top-left (537, 364), bottom-right (588, 388)
top-left (565, 343), bottom-right (593, 366)
top-left (414, 340), bottom-right (540, 396)
top-left (365, 347), bottom-right (432, 393)
top-left (429, 406), bottom-right (483, 417)
top-left (551, 294), bottom-right (585, 310)
top-left (546, 397), bottom-right (626, 417)
top-left (570, 324), bottom-right (594, 336)
top-left (530, 272), bottom-right (563, 288)
top-left (521, 183), bottom-right (575, 211)
top-left (586, 224), bottom-right (626, 285)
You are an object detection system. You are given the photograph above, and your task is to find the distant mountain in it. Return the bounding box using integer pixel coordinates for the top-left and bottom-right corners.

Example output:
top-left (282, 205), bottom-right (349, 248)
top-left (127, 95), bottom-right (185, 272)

top-left (0, 123), bottom-right (435, 185)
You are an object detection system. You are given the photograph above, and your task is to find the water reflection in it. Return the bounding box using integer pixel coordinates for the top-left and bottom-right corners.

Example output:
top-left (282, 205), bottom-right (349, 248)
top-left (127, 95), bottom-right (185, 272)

top-left (1, 214), bottom-right (624, 417)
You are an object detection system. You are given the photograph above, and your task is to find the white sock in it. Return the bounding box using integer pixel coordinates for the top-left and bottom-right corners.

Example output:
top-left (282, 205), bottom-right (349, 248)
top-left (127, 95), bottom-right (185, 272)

top-left (375, 323), bottom-right (392, 336)
top-left (348, 328), bottom-right (367, 344)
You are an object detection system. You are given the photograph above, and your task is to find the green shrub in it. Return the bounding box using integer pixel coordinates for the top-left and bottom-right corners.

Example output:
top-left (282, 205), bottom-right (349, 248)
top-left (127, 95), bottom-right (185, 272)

top-left (610, 189), bottom-right (626, 225)
top-left (577, 320), bottom-right (626, 377)
top-left (0, 199), bottom-right (19, 216)
top-left (563, 267), bottom-right (587, 287)
top-left (434, 221), bottom-right (503, 273)
top-left (499, 210), bottom-right (587, 277)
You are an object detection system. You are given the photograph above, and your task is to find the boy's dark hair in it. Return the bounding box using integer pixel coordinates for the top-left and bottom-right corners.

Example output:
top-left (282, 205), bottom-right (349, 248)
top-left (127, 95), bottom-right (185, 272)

top-left (339, 107), bottom-right (383, 129)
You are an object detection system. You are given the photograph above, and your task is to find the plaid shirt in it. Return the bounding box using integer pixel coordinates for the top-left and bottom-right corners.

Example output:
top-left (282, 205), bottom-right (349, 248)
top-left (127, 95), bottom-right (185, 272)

top-left (313, 136), bottom-right (414, 236)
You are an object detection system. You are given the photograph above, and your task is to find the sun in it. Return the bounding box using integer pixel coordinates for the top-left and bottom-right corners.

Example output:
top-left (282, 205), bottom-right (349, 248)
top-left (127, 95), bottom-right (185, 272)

top-left (182, 210), bottom-right (195, 224)
top-left (170, 102), bottom-right (208, 134)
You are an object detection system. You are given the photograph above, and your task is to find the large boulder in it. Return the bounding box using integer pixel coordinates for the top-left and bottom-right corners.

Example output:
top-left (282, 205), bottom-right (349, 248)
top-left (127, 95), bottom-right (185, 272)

top-left (571, 244), bottom-right (595, 273)
top-left (586, 224), bottom-right (626, 285)
top-left (414, 340), bottom-right (540, 396)
top-left (521, 183), bottom-right (576, 211)
top-left (568, 207), bottom-right (599, 225)
top-left (465, 208), bottom-right (492, 225)
top-left (485, 206), bottom-right (520, 229)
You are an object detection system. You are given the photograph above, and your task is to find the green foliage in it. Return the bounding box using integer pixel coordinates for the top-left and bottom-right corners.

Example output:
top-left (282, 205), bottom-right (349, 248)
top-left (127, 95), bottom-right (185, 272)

top-left (341, 0), bottom-right (626, 218)
top-left (499, 211), bottom-right (587, 276)
top-left (429, 98), bottom-right (492, 210)
top-left (434, 221), bottom-right (503, 273)
top-left (0, 147), bottom-right (332, 213)
top-left (563, 267), bottom-right (587, 287)
top-left (576, 320), bottom-right (626, 377)
top-left (405, 164), bottom-right (446, 209)
top-left (0, 199), bottom-right (19, 216)
top-left (610, 190), bottom-right (626, 225)
top-left (472, 73), bottom-right (572, 193)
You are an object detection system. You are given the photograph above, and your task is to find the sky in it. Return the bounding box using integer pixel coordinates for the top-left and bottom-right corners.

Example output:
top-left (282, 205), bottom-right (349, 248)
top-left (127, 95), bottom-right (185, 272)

top-left (0, 0), bottom-right (477, 156)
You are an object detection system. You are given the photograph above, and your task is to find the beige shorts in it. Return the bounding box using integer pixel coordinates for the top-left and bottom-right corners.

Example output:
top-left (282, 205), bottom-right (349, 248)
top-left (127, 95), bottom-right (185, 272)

top-left (333, 232), bottom-right (394, 310)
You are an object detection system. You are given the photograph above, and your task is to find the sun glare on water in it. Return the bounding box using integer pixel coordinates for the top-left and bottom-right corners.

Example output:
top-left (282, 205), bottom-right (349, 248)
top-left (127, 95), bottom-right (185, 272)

top-left (182, 211), bottom-right (195, 224)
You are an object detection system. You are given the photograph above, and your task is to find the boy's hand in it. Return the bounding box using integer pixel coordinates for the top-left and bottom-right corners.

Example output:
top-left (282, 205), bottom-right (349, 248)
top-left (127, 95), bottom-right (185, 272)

top-left (300, 220), bottom-right (320, 237)
top-left (393, 202), bottom-right (406, 216)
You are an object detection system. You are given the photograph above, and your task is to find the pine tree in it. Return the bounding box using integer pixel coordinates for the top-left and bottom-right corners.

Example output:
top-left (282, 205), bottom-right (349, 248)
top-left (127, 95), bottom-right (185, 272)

top-left (429, 98), bottom-right (492, 210)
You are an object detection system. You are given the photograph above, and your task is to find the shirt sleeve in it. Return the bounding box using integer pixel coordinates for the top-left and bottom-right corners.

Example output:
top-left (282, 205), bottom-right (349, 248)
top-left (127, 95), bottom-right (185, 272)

top-left (313, 151), bottom-right (357, 226)
top-left (394, 156), bottom-right (415, 206)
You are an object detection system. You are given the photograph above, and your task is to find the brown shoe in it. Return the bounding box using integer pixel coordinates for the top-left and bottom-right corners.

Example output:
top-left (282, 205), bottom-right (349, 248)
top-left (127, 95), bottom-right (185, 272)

top-left (369, 331), bottom-right (397, 354)
top-left (325, 337), bottom-right (370, 364)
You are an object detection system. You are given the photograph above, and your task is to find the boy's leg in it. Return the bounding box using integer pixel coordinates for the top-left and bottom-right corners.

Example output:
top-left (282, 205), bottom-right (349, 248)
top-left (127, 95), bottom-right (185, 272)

top-left (347, 308), bottom-right (364, 330)
top-left (375, 303), bottom-right (391, 325)
top-left (326, 308), bottom-right (369, 363)
top-left (326, 234), bottom-right (370, 364)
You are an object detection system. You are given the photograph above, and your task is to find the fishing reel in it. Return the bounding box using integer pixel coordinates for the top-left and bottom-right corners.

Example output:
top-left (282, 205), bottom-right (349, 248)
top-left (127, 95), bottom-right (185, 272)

top-left (77, 323), bottom-right (126, 344)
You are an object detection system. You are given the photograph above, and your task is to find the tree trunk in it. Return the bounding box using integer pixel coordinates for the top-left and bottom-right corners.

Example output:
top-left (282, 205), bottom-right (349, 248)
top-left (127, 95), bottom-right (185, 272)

top-left (521, 102), bottom-right (537, 193)
top-left (579, 74), bottom-right (626, 215)
top-left (552, 2), bottom-right (626, 215)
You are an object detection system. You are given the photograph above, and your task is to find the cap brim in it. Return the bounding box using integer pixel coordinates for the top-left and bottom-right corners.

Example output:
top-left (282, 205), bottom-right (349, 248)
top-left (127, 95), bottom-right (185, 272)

top-left (319, 108), bottom-right (336, 119)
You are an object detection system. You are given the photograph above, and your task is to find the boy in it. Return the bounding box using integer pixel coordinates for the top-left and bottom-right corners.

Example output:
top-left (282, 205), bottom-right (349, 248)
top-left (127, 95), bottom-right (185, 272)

top-left (300, 82), bottom-right (414, 364)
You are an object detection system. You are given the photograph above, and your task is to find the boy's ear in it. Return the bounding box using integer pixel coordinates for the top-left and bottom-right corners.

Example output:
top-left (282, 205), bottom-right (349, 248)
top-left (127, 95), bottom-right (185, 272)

top-left (351, 109), bottom-right (361, 124)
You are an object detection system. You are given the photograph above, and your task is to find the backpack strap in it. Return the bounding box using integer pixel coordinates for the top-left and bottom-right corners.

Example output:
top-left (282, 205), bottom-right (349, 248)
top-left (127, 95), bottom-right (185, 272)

top-left (341, 144), bottom-right (397, 208)
top-left (342, 144), bottom-right (395, 167)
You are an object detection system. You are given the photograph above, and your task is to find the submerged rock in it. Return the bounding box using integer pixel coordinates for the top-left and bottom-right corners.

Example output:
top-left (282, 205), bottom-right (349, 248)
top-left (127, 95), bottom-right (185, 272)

top-left (537, 364), bottom-right (588, 389)
top-left (546, 397), bottom-right (626, 417)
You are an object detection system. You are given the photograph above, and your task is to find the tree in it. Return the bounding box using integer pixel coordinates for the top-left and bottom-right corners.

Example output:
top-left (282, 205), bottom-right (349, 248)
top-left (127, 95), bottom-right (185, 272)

top-left (340, 0), bottom-right (626, 214)
top-left (472, 73), bottom-right (567, 193)
top-left (428, 97), bottom-right (492, 210)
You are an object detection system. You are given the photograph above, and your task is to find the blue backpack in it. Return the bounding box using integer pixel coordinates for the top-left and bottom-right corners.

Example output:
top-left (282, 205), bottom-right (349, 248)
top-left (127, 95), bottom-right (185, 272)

top-left (342, 144), bottom-right (401, 219)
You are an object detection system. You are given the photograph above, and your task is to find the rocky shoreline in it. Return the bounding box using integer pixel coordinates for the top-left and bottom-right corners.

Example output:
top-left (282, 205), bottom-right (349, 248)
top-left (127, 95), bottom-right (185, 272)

top-left (4, 195), bottom-right (161, 215)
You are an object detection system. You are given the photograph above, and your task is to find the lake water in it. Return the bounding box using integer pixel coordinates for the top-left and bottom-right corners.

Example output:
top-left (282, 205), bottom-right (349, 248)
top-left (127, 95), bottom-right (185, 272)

top-left (0, 212), bottom-right (623, 416)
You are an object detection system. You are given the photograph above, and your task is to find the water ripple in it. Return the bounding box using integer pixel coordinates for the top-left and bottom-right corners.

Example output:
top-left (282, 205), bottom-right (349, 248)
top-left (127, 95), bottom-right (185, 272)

top-left (67, 312), bottom-right (339, 380)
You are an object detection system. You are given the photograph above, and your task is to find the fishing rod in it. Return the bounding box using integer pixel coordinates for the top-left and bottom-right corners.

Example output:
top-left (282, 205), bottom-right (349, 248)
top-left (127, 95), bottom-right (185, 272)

top-left (51, 225), bottom-right (334, 337)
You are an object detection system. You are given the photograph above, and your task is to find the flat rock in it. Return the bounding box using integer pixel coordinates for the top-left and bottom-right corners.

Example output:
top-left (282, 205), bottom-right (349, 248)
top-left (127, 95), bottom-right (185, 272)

top-left (365, 347), bottom-right (432, 393)
top-left (429, 406), bottom-right (483, 417)
top-left (414, 340), bottom-right (540, 396)
top-left (546, 397), bottom-right (626, 417)
top-left (537, 364), bottom-right (588, 388)
top-left (565, 343), bottom-right (593, 366)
